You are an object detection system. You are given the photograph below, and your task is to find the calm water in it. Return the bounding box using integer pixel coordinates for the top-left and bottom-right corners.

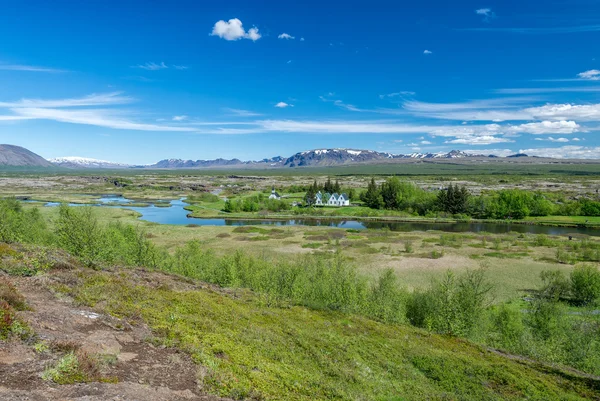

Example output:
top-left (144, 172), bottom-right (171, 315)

top-left (30, 195), bottom-right (600, 237)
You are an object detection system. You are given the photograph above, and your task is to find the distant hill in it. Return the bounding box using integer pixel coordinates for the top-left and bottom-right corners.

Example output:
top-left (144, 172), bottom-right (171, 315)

top-left (49, 156), bottom-right (132, 169)
top-left (0, 144), bottom-right (53, 168)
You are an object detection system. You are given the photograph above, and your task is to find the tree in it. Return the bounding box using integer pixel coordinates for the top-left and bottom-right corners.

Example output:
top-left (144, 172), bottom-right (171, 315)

top-left (304, 185), bottom-right (317, 207)
top-left (333, 180), bottom-right (341, 194)
top-left (438, 184), bottom-right (470, 215)
top-left (380, 177), bottom-right (401, 210)
top-left (347, 188), bottom-right (356, 202)
top-left (324, 177), bottom-right (334, 193)
top-left (361, 178), bottom-right (383, 209)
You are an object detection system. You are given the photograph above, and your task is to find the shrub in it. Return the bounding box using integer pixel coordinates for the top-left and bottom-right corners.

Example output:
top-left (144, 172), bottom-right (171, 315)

top-left (490, 304), bottom-right (525, 351)
top-left (539, 270), bottom-right (569, 301)
top-left (0, 198), bottom-right (49, 244)
top-left (570, 264), bottom-right (600, 306)
top-left (367, 269), bottom-right (407, 323)
top-left (407, 269), bottom-right (493, 337)
top-left (0, 278), bottom-right (27, 310)
top-left (42, 351), bottom-right (102, 384)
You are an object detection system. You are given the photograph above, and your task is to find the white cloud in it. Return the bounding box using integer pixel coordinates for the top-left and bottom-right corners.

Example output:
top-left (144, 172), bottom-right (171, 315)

top-left (446, 135), bottom-right (514, 145)
top-left (379, 91), bottom-right (416, 99)
top-left (135, 62), bottom-right (168, 70)
top-left (405, 98), bottom-right (600, 122)
top-left (524, 104), bottom-right (600, 122)
top-left (421, 140), bottom-right (433, 145)
top-left (578, 70), bottom-right (600, 80)
top-left (246, 27), bottom-right (261, 41)
top-left (518, 146), bottom-right (600, 159)
top-left (495, 86), bottom-right (600, 94)
top-left (9, 107), bottom-right (196, 132)
top-left (275, 102), bottom-right (292, 108)
top-left (221, 108), bottom-right (263, 117)
top-left (464, 148), bottom-right (515, 157)
top-left (511, 120), bottom-right (581, 134)
top-left (475, 8), bottom-right (496, 22)
top-left (0, 92), bottom-right (133, 108)
top-left (461, 25), bottom-right (600, 34)
top-left (423, 50), bottom-right (433, 55)
top-left (300, 37), bottom-right (305, 41)
top-left (132, 62), bottom-right (188, 71)
top-left (210, 18), bottom-right (261, 41)
top-left (172, 115), bottom-right (188, 121)
top-left (278, 33), bottom-right (295, 40)
top-left (0, 64), bottom-right (68, 73)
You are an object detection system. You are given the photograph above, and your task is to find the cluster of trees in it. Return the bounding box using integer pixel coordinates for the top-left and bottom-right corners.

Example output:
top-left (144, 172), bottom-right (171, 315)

top-left (357, 177), bottom-right (600, 220)
top-left (223, 193), bottom-right (291, 213)
top-left (360, 177), bottom-right (437, 215)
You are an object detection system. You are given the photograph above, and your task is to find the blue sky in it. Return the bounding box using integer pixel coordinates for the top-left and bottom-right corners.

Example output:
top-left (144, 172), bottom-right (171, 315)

top-left (0, 0), bottom-right (599, 164)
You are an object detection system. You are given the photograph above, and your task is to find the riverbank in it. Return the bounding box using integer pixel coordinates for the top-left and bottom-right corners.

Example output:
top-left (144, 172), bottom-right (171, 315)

top-left (184, 204), bottom-right (600, 229)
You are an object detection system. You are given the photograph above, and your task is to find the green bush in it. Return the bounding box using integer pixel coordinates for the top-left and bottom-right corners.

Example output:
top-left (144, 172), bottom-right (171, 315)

top-left (0, 198), bottom-right (49, 244)
top-left (406, 269), bottom-right (492, 337)
top-left (570, 264), bottom-right (600, 306)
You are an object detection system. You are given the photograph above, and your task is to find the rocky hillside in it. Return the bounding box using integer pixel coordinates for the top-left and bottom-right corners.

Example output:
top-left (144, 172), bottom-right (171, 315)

top-left (0, 144), bottom-right (53, 168)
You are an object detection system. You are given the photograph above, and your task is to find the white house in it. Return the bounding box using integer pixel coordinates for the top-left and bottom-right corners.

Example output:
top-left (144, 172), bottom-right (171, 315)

top-left (315, 191), bottom-right (349, 207)
top-left (269, 187), bottom-right (281, 200)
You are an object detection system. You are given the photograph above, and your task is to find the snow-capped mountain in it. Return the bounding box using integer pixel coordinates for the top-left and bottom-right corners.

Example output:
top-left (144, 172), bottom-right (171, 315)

top-left (49, 149), bottom-right (488, 169)
top-left (49, 157), bottom-right (132, 169)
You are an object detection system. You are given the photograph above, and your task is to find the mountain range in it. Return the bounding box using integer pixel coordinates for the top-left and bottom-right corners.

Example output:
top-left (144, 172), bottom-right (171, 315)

top-left (1, 144), bottom-right (530, 170)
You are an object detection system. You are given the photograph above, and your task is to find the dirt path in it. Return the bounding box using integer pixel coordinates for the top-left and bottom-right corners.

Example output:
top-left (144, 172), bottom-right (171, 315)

top-left (0, 274), bottom-right (229, 401)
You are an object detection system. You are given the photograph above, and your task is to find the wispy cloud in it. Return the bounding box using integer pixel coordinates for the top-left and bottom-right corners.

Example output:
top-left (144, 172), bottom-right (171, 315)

top-left (210, 18), bottom-right (261, 41)
top-left (275, 102), bottom-right (292, 108)
top-left (0, 92), bottom-right (195, 132)
top-left (423, 50), bottom-right (433, 55)
top-left (172, 115), bottom-right (188, 121)
top-left (462, 25), bottom-right (600, 34)
top-left (379, 91), bottom-right (416, 99)
top-left (278, 33), bottom-right (295, 40)
top-left (132, 62), bottom-right (188, 71)
top-left (0, 92), bottom-right (134, 108)
top-left (403, 98), bottom-right (600, 122)
top-left (0, 64), bottom-right (68, 73)
top-left (9, 107), bottom-right (196, 132)
top-left (494, 86), bottom-right (600, 94)
top-left (221, 108), bottom-right (263, 117)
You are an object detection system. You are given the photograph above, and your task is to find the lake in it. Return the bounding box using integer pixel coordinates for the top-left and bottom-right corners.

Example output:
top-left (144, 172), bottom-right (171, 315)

top-left (30, 195), bottom-right (600, 237)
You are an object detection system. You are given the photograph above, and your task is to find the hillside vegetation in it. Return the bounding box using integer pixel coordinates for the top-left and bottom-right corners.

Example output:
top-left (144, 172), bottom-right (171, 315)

top-left (1, 198), bottom-right (600, 400)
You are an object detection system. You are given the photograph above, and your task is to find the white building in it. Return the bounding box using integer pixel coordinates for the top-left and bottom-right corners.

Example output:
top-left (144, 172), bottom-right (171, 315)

top-left (315, 191), bottom-right (349, 207)
top-left (269, 187), bottom-right (281, 200)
